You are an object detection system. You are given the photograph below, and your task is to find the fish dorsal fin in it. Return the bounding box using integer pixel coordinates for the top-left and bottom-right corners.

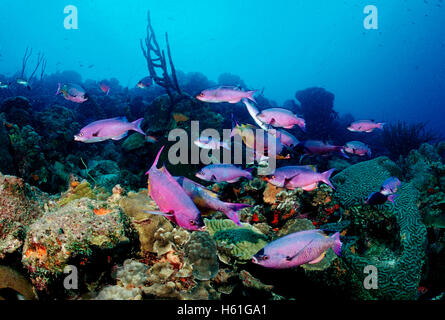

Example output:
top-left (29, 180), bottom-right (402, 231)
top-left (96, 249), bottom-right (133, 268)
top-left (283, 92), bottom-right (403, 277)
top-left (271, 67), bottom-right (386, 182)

top-left (111, 116), bottom-right (128, 122)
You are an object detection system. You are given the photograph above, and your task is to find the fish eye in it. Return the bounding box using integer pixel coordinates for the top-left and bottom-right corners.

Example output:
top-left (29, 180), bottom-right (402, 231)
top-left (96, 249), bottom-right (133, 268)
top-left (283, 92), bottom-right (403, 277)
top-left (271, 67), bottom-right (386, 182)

top-left (263, 255), bottom-right (269, 261)
top-left (199, 93), bottom-right (204, 97)
top-left (189, 220), bottom-right (195, 225)
top-left (78, 132), bottom-right (83, 137)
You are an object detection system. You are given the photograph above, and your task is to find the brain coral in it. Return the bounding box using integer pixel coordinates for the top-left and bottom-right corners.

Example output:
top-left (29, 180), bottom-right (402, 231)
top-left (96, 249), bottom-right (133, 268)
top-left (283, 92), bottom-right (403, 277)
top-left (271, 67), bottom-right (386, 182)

top-left (333, 157), bottom-right (427, 300)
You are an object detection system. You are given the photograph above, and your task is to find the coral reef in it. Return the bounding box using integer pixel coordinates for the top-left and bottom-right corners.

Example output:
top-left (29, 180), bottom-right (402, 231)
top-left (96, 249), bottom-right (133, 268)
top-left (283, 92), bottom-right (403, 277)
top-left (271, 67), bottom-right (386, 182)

top-left (0, 265), bottom-right (36, 300)
top-left (333, 157), bottom-right (427, 299)
top-left (0, 173), bottom-right (49, 258)
top-left (22, 198), bottom-right (134, 291)
top-left (184, 231), bottom-right (219, 281)
top-left (204, 219), bottom-right (268, 264)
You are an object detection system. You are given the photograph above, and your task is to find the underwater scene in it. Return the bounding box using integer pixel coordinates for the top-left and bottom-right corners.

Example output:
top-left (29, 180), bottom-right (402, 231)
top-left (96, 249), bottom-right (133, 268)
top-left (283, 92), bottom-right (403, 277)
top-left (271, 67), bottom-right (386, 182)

top-left (0, 0), bottom-right (444, 303)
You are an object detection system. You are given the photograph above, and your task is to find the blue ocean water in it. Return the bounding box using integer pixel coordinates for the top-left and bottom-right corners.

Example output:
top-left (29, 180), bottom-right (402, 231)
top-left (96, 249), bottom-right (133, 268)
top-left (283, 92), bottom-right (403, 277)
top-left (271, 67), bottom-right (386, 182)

top-left (0, 0), bottom-right (444, 132)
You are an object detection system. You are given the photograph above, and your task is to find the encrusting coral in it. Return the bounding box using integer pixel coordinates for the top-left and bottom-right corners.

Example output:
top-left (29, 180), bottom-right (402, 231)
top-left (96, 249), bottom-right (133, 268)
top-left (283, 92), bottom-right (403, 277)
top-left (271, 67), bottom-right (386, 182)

top-left (0, 265), bottom-right (37, 300)
top-left (22, 198), bottom-right (134, 291)
top-left (184, 231), bottom-right (219, 281)
top-left (0, 173), bottom-right (50, 258)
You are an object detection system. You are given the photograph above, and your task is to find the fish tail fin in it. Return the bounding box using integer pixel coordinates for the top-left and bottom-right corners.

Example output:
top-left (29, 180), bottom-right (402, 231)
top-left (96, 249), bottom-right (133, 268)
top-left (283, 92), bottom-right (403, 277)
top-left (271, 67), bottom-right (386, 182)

top-left (224, 210), bottom-right (242, 226)
top-left (56, 83), bottom-right (61, 95)
top-left (147, 146), bottom-right (164, 173)
top-left (131, 118), bottom-right (145, 135)
top-left (244, 167), bottom-right (254, 180)
top-left (378, 122), bottom-right (386, 129)
top-left (224, 202), bottom-right (252, 212)
top-left (247, 90), bottom-right (257, 103)
top-left (331, 232), bottom-right (342, 256)
top-left (321, 168), bottom-right (336, 190)
top-left (339, 147), bottom-right (350, 159)
top-left (388, 194), bottom-right (398, 203)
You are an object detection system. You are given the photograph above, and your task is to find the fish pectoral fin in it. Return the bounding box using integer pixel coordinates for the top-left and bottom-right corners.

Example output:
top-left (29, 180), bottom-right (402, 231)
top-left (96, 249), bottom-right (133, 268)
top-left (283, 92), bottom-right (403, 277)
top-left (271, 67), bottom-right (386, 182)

top-left (143, 210), bottom-right (174, 217)
top-left (92, 130), bottom-right (101, 137)
top-left (112, 132), bottom-right (128, 140)
top-left (308, 251), bottom-right (327, 264)
top-left (302, 183), bottom-right (318, 191)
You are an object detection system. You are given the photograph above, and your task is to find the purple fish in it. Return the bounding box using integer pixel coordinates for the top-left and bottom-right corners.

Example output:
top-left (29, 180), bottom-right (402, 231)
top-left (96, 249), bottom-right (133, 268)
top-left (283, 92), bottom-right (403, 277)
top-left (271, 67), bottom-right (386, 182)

top-left (56, 83), bottom-right (88, 103)
top-left (196, 86), bottom-right (256, 104)
top-left (284, 168), bottom-right (336, 191)
top-left (265, 165), bottom-right (316, 188)
top-left (256, 108), bottom-right (306, 131)
top-left (380, 177), bottom-right (401, 195)
top-left (344, 141), bottom-right (371, 157)
top-left (297, 140), bottom-right (348, 158)
top-left (175, 176), bottom-right (251, 226)
top-left (347, 120), bottom-right (385, 133)
top-left (74, 117), bottom-right (145, 143)
top-left (365, 192), bottom-right (398, 205)
top-left (252, 230), bottom-right (342, 269)
top-left (145, 146), bottom-right (204, 231)
top-left (270, 129), bottom-right (299, 147)
top-left (195, 164), bottom-right (252, 183)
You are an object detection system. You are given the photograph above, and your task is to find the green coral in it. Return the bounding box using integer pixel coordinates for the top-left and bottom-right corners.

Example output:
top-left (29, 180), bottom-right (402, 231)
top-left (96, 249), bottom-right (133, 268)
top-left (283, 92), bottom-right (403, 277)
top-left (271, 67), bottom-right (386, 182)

top-left (58, 180), bottom-right (96, 206)
top-left (204, 219), bottom-right (268, 264)
top-left (332, 156), bottom-right (402, 207)
top-left (333, 157), bottom-right (427, 300)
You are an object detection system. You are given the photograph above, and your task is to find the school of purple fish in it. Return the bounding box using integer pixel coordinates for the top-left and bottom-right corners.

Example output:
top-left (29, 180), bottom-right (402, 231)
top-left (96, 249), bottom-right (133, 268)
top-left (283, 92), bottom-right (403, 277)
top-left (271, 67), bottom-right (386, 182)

top-left (64, 83), bottom-right (396, 270)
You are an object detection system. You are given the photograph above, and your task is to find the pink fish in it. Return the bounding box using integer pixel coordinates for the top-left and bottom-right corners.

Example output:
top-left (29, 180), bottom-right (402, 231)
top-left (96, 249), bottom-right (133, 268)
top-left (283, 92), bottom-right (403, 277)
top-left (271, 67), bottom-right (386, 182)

top-left (195, 164), bottom-right (252, 183)
top-left (252, 230), bottom-right (342, 269)
top-left (269, 129), bottom-right (299, 147)
top-left (264, 165), bottom-right (316, 188)
top-left (196, 86), bottom-right (256, 104)
top-left (296, 140), bottom-right (348, 158)
top-left (344, 141), bottom-right (371, 157)
top-left (256, 108), bottom-right (306, 131)
top-left (100, 83), bottom-right (110, 95)
top-left (284, 168), bottom-right (336, 191)
top-left (175, 176), bottom-right (251, 226)
top-left (145, 146), bottom-right (205, 231)
top-left (56, 83), bottom-right (88, 103)
top-left (347, 120), bottom-right (385, 133)
top-left (74, 117), bottom-right (145, 143)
